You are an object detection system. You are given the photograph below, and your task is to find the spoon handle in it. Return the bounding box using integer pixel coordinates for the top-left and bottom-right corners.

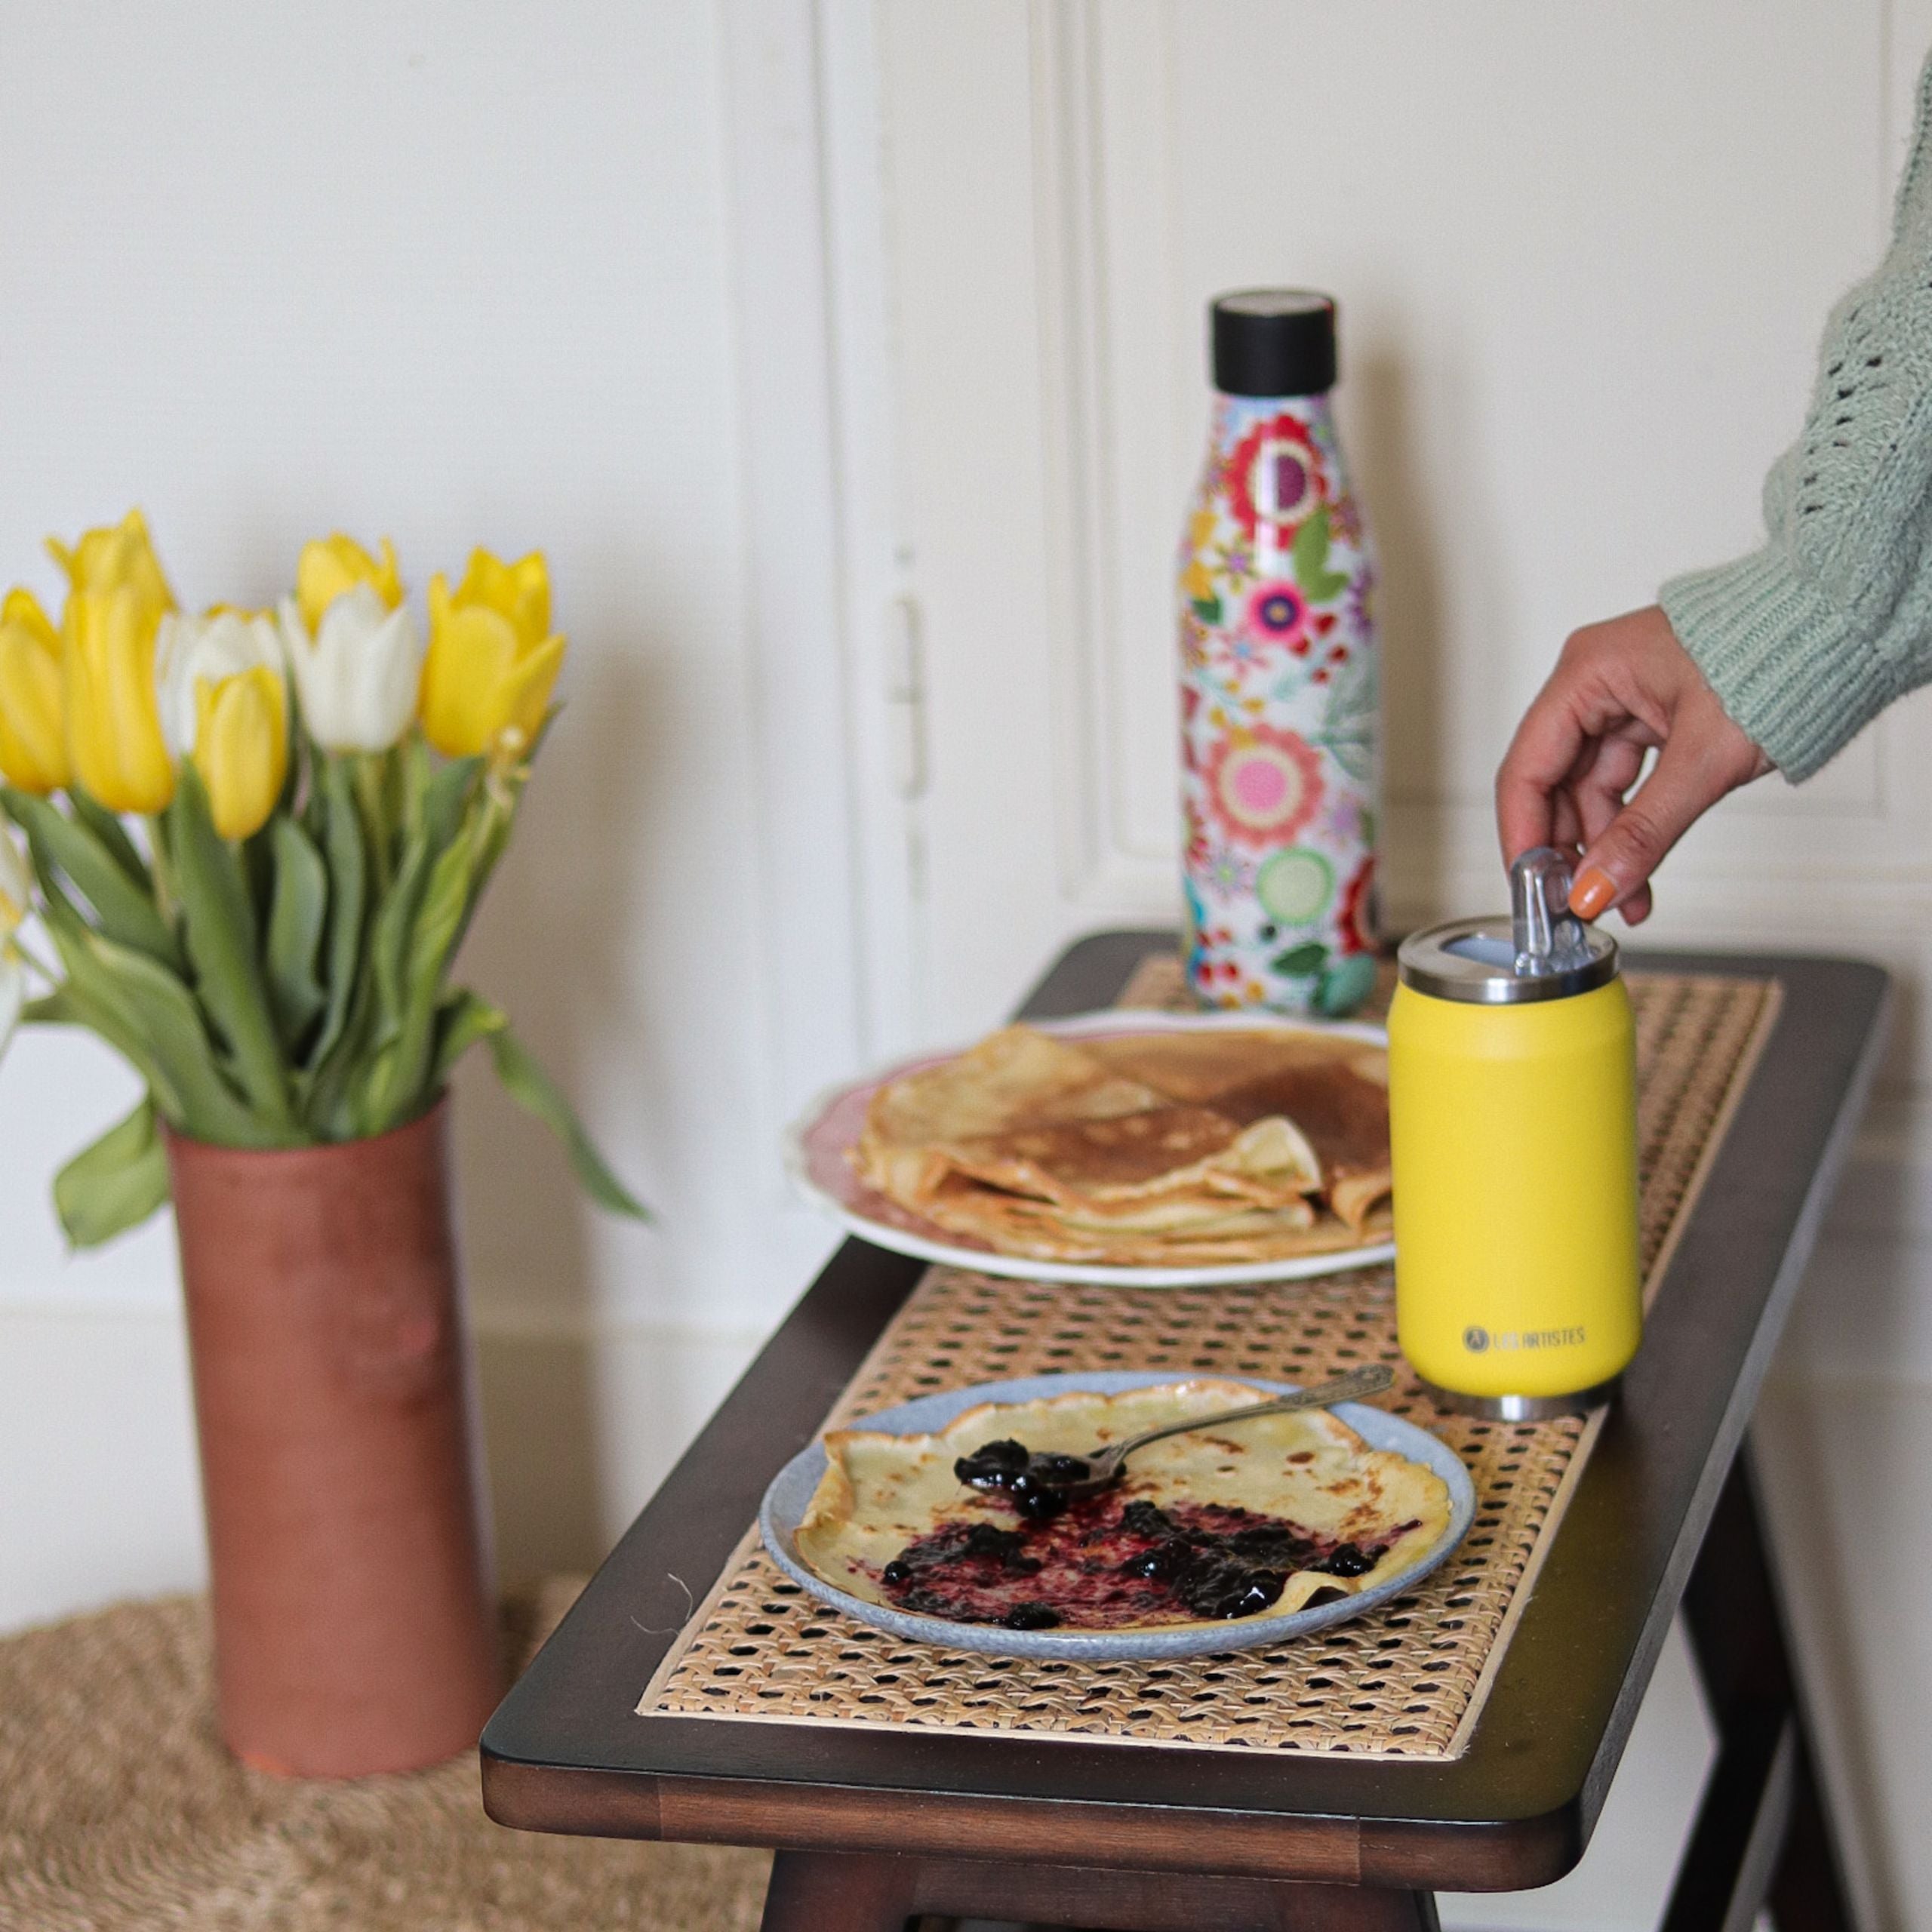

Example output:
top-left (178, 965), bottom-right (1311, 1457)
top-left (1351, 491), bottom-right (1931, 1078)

top-left (1100, 1364), bottom-right (1395, 1467)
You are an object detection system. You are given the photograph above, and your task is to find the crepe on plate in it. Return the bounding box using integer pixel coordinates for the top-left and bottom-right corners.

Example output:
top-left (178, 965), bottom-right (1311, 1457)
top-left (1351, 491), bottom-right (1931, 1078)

top-left (795, 1380), bottom-right (1450, 1632)
top-left (851, 1023), bottom-right (1391, 1266)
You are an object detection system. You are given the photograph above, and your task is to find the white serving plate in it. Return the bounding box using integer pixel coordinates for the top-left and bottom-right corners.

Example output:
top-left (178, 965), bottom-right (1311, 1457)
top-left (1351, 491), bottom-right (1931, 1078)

top-left (783, 1008), bottom-right (1395, 1287)
top-left (759, 1371), bottom-right (1473, 1663)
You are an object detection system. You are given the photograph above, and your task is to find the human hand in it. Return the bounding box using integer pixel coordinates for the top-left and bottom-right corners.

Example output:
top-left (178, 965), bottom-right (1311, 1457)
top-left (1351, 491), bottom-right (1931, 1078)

top-left (1494, 605), bottom-right (1771, 924)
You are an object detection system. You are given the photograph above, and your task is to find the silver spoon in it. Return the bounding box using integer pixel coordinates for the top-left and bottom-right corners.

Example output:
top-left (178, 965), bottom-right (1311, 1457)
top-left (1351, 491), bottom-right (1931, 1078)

top-left (955, 1363), bottom-right (1396, 1513)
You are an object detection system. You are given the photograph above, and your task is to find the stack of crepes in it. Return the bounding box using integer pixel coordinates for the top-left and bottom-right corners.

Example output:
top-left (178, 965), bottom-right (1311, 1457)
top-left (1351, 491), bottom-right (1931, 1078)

top-left (852, 1024), bottom-right (1392, 1267)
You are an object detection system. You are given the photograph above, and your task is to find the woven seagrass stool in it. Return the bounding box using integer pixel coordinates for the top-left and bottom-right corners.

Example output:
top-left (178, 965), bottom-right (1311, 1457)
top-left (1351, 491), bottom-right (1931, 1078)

top-left (0, 1578), bottom-right (768, 1930)
top-left (484, 932), bottom-right (1881, 1932)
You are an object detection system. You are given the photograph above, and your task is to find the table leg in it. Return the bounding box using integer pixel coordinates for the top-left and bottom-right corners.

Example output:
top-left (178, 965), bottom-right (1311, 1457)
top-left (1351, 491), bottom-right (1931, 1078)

top-left (1663, 1447), bottom-right (1857, 1932)
top-left (760, 1851), bottom-right (919, 1932)
top-left (758, 1848), bottom-right (1439, 1931)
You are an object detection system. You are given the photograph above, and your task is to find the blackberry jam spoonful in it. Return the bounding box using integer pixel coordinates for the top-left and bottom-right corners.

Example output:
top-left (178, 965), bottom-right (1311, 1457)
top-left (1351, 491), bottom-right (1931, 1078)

top-left (952, 1363), bottom-right (1395, 1517)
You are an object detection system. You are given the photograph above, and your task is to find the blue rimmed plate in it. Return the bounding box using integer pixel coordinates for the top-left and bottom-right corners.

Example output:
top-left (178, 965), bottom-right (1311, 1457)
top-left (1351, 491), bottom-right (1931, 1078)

top-left (759, 1371), bottom-right (1475, 1663)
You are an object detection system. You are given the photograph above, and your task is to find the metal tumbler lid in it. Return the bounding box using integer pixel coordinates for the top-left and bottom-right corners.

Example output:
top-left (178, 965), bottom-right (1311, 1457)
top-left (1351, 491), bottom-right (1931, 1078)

top-left (1398, 848), bottom-right (1620, 1004)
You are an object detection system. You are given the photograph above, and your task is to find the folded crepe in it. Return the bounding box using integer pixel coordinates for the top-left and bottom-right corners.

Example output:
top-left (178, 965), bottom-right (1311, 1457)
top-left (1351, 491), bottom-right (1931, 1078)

top-left (918, 1177), bottom-right (1345, 1266)
top-left (931, 1106), bottom-right (1320, 1210)
top-left (858, 1025), bottom-right (1168, 1210)
top-left (852, 1021), bottom-right (1392, 1267)
top-left (1084, 1030), bottom-right (1392, 1234)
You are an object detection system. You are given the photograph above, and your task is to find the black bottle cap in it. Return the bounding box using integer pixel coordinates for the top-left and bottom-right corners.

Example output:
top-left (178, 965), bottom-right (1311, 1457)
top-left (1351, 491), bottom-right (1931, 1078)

top-left (1211, 289), bottom-right (1337, 397)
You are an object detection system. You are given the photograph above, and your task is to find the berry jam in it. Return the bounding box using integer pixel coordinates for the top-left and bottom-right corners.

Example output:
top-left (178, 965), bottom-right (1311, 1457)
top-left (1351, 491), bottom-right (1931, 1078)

top-left (872, 1477), bottom-right (1418, 1632)
top-left (953, 1438), bottom-right (1094, 1520)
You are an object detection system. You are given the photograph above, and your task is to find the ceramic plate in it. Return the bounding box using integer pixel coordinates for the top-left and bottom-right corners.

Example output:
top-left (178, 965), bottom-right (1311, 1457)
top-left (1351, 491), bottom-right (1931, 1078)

top-left (758, 1371), bottom-right (1475, 1663)
top-left (783, 1008), bottom-right (1396, 1287)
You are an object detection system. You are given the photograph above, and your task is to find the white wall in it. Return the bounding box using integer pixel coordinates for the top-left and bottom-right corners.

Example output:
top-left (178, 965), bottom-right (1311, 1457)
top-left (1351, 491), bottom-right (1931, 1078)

top-left (0, 0), bottom-right (844, 1627)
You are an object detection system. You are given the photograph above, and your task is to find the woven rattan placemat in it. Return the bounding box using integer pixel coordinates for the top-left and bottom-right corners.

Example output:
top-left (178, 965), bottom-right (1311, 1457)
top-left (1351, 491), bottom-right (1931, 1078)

top-left (641, 969), bottom-right (1777, 1762)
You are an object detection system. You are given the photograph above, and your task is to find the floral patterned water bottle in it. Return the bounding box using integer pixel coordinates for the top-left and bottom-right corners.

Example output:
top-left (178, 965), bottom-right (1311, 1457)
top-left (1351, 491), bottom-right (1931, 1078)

top-left (1180, 290), bottom-right (1378, 1016)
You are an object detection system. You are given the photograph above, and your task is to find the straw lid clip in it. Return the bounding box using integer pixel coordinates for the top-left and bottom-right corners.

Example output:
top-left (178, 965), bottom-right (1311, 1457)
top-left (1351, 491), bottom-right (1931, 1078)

top-left (1511, 848), bottom-right (1595, 979)
top-left (1395, 848), bottom-right (1620, 1004)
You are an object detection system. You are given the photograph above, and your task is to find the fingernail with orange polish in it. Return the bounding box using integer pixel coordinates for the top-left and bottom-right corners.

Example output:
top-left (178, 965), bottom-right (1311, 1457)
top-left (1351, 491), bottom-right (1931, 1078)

top-left (1570, 867), bottom-right (1617, 920)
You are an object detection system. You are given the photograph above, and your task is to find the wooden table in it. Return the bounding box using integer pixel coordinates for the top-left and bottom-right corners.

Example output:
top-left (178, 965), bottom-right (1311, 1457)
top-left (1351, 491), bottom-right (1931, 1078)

top-left (482, 933), bottom-right (1886, 1932)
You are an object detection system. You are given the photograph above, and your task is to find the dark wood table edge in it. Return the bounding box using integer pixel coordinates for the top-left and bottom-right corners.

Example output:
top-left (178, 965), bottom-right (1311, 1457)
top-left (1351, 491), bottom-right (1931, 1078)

top-left (481, 932), bottom-right (1888, 1895)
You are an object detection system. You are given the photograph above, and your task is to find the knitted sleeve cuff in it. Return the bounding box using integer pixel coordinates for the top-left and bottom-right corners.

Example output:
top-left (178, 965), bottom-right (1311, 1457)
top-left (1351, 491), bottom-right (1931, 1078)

top-left (1660, 547), bottom-right (1895, 783)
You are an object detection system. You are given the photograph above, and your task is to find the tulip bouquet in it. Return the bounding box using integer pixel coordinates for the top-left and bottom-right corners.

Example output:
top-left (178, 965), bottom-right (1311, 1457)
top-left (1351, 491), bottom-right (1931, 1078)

top-left (0, 509), bottom-right (642, 1244)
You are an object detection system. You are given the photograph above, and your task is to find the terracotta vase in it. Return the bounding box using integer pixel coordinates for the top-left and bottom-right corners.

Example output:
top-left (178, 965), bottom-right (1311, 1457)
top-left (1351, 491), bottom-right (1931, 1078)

top-left (166, 1100), bottom-right (502, 1778)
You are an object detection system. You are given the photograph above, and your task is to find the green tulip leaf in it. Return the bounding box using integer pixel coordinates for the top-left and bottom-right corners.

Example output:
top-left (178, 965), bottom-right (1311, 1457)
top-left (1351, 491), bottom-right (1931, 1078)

top-left (68, 786), bottom-right (151, 888)
top-left (21, 980), bottom-right (160, 1063)
top-left (485, 1017), bottom-right (649, 1220)
top-left (430, 987), bottom-right (509, 1088)
top-left (41, 890), bottom-right (279, 1146)
top-left (450, 783), bottom-right (518, 960)
top-left (82, 936), bottom-right (284, 1146)
top-left (301, 973), bottom-right (377, 1141)
top-left (359, 834), bottom-right (475, 1131)
top-left (423, 996), bottom-right (509, 1105)
top-left (365, 837), bottom-right (431, 1060)
top-left (352, 752), bottom-right (488, 1131)
top-left (2, 786), bottom-right (180, 970)
top-left (20, 980), bottom-right (154, 1056)
top-left (399, 817), bottom-right (492, 1090)
top-left (26, 900), bottom-right (165, 1081)
top-left (306, 756), bottom-right (368, 1084)
top-left (22, 986), bottom-right (86, 1026)
top-left (265, 817), bottom-right (328, 1048)
top-left (399, 736), bottom-right (433, 831)
top-left (36, 888), bottom-right (172, 1101)
top-left (166, 764), bottom-right (294, 1130)
top-left (423, 753), bottom-right (482, 851)
top-left (54, 1097), bottom-right (171, 1247)
top-left (361, 741), bottom-right (435, 1054)
top-left (349, 748), bottom-right (401, 894)
top-left (94, 941), bottom-right (291, 1148)
top-left (386, 783), bottom-right (516, 1125)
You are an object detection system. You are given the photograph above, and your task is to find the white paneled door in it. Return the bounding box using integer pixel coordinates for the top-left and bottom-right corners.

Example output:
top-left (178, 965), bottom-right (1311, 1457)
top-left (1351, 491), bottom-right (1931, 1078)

top-left (866, 0), bottom-right (1932, 1085)
top-left (855, 18), bottom-right (1925, 1918)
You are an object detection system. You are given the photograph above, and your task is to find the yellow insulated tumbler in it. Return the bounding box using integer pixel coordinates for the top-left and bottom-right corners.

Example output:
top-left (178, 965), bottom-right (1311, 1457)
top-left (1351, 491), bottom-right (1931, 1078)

top-left (1389, 848), bottom-right (1641, 1419)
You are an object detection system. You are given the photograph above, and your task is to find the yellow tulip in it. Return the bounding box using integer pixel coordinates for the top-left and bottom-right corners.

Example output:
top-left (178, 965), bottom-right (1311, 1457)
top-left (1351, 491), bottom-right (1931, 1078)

top-left (0, 587), bottom-right (69, 792)
top-left (63, 586), bottom-right (175, 815)
top-left (419, 548), bottom-right (566, 758)
top-left (154, 608), bottom-right (286, 758)
top-left (46, 507), bottom-right (175, 623)
top-left (297, 533), bottom-right (403, 636)
top-left (193, 665), bottom-right (288, 840)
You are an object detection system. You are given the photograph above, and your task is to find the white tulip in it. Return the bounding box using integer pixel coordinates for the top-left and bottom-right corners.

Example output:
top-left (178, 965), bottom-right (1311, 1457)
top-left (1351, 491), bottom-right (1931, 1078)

top-left (0, 826), bottom-right (29, 1068)
top-left (152, 608), bottom-right (288, 758)
top-left (279, 585), bottom-right (423, 754)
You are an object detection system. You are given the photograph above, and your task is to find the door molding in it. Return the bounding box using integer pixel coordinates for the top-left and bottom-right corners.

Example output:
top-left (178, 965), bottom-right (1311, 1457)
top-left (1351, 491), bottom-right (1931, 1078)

top-left (720, 0), bottom-right (921, 1096)
top-left (1032, 0), bottom-right (1189, 918)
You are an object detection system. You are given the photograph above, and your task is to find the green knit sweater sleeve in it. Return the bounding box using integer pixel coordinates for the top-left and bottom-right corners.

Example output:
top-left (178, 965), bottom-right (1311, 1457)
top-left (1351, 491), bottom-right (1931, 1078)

top-left (1660, 52), bottom-right (1932, 781)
